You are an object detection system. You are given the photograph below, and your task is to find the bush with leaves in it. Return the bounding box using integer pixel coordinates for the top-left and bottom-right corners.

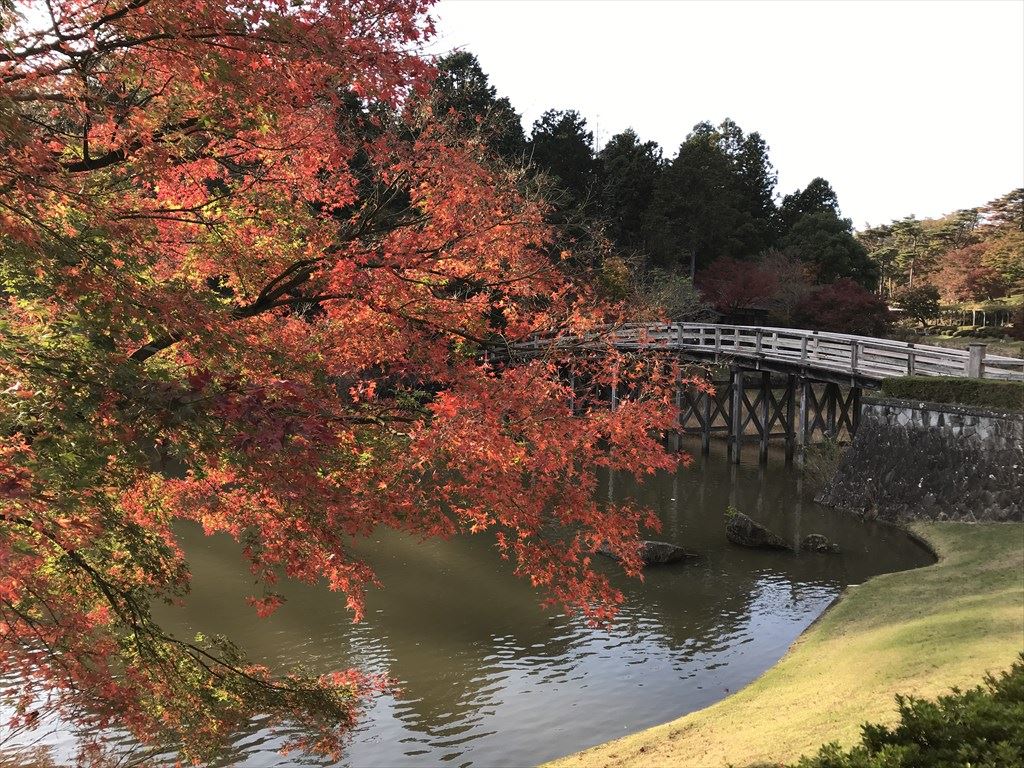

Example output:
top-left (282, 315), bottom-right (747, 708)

top-left (793, 654), bottom-right (1024, 767)
top-left (792, 279), bottom-right (892, 336)
top-left (760, 249), bottom-right (815, 326)
top-left (892, 284), bottom-right (942, 329)
top-left (632, 268), bottom-right (717, 322)
top-left (1008, 306), bottom-right (1024, 342)
top-left (696, 257), bottom-right (779, 315)
top-left (880, 377), bottom-right (1024, 412)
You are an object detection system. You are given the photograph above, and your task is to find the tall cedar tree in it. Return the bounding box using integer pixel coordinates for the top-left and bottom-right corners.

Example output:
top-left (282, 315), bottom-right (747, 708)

top-left (429, 50), bottom-right (526, 160)
top-left (528, 109), bottom-right (598, 209)
top-left (0, 1), bottom-right (685, 761)
top-left (643, 119), bottom-right (779, 273)
top-left (779, 177), bottom-right (840, 231)
top-left (597, 129), bottom-right (662, 250)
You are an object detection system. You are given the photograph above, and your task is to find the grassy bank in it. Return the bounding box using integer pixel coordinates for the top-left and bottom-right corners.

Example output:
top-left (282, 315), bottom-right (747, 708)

top-left (899, 333), bottom-right (1024, 358)
top-left (545, 523), bottom-right (1024, 768)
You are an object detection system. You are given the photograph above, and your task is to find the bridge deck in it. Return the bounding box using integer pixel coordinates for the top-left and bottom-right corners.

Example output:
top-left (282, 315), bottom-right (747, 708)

top-left (511, 323), bottom-right (1024, 385)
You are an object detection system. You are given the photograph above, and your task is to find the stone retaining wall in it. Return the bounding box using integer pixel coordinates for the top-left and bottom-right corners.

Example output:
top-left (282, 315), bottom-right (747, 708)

top-left (818, 397), bottom-right (1023, 523)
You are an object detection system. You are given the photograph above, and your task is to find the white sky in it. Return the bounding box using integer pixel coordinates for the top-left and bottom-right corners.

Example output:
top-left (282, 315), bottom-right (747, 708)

top-left (431, 0), bottom-right (1024, 229)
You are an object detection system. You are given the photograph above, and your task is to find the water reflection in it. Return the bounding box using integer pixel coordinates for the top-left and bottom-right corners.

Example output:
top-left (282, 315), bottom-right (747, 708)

top-left (1, 438), bottom-right (932, 767)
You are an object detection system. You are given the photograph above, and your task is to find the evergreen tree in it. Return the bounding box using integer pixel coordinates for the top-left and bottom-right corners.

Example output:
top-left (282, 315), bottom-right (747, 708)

top-left (777, 179), bottom-right (872, 288)
top-left (596, 129), bottom-right (663, 249)
top-left (780, 177), bottom-right (841, 231)
top-left (932, 208), bottom-right (980, 251)
top-left (781, 211), bottom-right (878, 288)
top-left (642, 119), bottom-right (779, 273)
top-left (431, 51), bottom-right (526, 160)
top-left (528, 109), bottom-right (597, 208)
top-left (729, 122), bottom-right (780, 245)
top-left (982, 187), bottom-right (1024, 231)
top-left (889, 217), bottom-right (939, 287)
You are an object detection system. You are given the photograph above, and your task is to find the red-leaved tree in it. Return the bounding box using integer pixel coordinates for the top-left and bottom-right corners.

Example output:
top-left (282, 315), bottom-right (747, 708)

top-left (934, 243), bottom-right (1008, 303)
top-left (793, 279), bottom-right (893, 336)
top-left (0, 1), bottom-right (685, 761)
top-left (695, 257), bottom-right (779, 316)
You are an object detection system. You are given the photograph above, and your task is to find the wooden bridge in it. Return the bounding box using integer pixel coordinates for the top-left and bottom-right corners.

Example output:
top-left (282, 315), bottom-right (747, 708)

top-left (509, 323), bottom-right (1024, 464)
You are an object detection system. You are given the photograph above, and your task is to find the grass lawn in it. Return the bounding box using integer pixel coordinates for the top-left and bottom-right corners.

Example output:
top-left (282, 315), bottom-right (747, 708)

top-left (544, 522), bottom-right (1024, 768)
top-left (903, 333), bottom-right (1024, 358)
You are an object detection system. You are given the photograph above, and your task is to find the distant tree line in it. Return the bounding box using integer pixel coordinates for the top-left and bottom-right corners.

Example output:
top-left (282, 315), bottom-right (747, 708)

top-left (430, 52), bottom-right (1020, 336)
top-left (858, 189), bottom-right (1024, 304)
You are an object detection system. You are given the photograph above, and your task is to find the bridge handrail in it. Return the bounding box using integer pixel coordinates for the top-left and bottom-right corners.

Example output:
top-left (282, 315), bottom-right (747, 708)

top-left (676, 323), bottom-right (1024, 363)
top-left (509, 323), bottom-right (1024, 383)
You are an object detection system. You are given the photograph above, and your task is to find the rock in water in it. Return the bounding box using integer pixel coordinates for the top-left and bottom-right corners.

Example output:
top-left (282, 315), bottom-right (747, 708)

top-left (725, 511), bottom-right (791, 550)
top-left (800, 533), bottom-right (840, 553)
top-left (639, 540), bottom-right (694, 565)
top-left (597, 540), bottom-right (697, 566)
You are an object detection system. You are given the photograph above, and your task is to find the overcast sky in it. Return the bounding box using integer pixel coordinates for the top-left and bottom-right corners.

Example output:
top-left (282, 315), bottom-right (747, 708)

top-left (431, 0), bottom-right (1024, 229)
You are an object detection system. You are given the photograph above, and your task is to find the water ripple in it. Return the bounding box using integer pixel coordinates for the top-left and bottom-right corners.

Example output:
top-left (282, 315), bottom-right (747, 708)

top-left (2, 454), bottom-right (933, 768)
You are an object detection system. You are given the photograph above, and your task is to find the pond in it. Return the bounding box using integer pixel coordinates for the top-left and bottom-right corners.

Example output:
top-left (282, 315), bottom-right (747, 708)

top-left (1, 439), bottom-right (933, 767)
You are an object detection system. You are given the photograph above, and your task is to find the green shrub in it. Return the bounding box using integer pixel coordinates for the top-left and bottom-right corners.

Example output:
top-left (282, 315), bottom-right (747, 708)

top-left (880, 376), bottom-right (1023, 411)
top-left (793, 654), bottom-right (1024, 767)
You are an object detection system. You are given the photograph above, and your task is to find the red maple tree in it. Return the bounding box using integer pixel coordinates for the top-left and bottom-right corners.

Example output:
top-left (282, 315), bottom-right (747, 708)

top-left (0, 1), bottom-right (684, 761)
top-left (933, 244), bottom-right (1008, 303)
top-left (793, 279), bottom-right (892, 336)
top-left (695, 257), bottom-right (779, 315)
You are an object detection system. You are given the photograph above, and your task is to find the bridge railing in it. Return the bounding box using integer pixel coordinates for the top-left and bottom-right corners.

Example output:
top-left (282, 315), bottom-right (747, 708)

top-left (511, 323), bottom-right (1024, 383)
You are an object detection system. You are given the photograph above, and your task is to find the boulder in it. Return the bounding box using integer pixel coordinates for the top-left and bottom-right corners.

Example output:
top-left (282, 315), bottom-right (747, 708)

top-left (725, 511), bottom-right (790, 550)
top-left (639, 540), bottom-right (697, 565)
top-left (598, 540), bottom-right (698, 566)
top-left (800, 533), bottom-right (840, 553)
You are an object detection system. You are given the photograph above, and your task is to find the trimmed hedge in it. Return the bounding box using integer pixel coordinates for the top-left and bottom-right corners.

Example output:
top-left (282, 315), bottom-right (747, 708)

top-left (880, 376), bottom-right (1024, 412)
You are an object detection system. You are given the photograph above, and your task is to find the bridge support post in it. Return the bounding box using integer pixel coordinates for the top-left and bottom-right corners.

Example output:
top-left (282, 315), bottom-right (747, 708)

top-left (852, 386), bottom-right (862, 435)
top-left (701, 388), bottom-right (712, 456)
top-left (826, 383), bottom-right (838, 439)
top-left (797, 377), bottom-right (809, 464)
top-left (671, 365), bottom-right (682, 452)
top-left (793, 469), bottom-right (804, 550)
top-left (731, 368), bottom-right (744, 465)
top-left (759, 371), bottom-right (770, 464)
top-left (728, 460), bottom-right (738, 508)
top-left (785, 374), bottom-right (796, 464)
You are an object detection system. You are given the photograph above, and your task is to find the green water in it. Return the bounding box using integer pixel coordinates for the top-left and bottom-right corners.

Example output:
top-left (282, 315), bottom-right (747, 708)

top-left (1, 439), bottom-right (933, 767)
